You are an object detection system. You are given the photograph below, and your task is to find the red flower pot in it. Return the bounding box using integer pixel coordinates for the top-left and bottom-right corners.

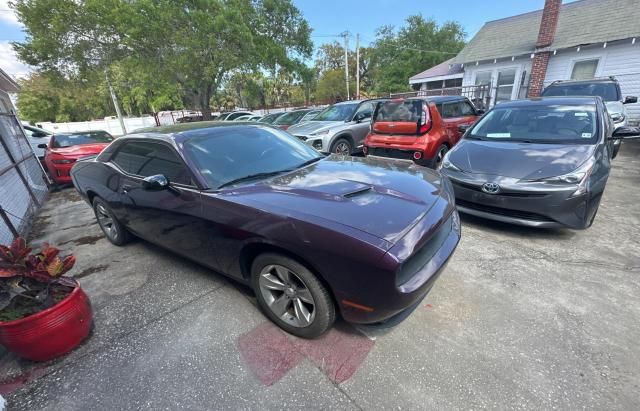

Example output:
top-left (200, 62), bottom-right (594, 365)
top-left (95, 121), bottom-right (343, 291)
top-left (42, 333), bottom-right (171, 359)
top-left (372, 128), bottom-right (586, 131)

top-left (0, 281), bottom-right (92, 361)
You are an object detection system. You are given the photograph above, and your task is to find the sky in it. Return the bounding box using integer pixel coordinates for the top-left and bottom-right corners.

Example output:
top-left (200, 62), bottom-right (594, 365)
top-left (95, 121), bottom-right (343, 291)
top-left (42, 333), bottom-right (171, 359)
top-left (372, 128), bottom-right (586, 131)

top-left (0, 0), bottom-right (569, 80)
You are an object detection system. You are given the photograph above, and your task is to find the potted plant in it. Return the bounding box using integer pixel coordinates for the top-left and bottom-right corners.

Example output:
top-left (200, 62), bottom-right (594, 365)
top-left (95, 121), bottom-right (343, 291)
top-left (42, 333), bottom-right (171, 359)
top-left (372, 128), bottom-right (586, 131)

top-left (0, 238), bottom-right (92, 361)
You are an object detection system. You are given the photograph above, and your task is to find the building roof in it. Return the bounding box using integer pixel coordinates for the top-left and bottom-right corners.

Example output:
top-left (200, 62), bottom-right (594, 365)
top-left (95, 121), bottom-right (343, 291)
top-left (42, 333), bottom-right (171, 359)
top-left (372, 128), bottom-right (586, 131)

top-left (0, 68), bottom-right (20, 93)
top-left (452, 0), bottom-right (640, 64)
top-left (409, 58), bottom-right (464, 83)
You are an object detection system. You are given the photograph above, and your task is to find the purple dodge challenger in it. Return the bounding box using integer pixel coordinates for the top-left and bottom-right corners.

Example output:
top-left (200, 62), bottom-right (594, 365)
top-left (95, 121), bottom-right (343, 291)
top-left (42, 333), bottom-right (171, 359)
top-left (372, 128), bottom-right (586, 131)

top-left (71, 122), bottom-right (460, 338)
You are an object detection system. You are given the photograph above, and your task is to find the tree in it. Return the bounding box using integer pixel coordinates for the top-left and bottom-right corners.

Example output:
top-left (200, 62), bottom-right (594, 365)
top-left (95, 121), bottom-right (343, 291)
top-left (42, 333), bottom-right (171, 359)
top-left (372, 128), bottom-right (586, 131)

top-left (369, 15), bottom-right (465, 94)
top-left (316, 69), bottom-right (347, 103)
top-left (314, 41), bottom-right (373, 97)
top-left (12, 0), bottom-right (312, 119)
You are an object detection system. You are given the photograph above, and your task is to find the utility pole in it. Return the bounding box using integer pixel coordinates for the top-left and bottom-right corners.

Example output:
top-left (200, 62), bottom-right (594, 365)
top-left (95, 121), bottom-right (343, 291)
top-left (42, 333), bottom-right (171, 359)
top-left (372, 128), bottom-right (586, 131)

top-left (341, 31), bottom-right (350, 100)
top-left (105, 70), bottom-right (127, 135)
top-left (356, 33), bottom-right (360, 99)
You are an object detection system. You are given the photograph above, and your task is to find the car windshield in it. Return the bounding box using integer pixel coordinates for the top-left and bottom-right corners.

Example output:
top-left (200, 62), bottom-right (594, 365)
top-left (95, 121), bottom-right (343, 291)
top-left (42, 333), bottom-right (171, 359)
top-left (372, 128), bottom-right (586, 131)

top-left (542, 83), bottom-right (620, 102)
top-left (468, 104), bottom-right (598, 144)
top-left (258, 113), bottom-right (281, 124)
top-left (274, 110), bottom-right (309, 125)
top-left (52, 131), bottom-right (114, 148)
top-left (183, 126), bottom-right (323, 188)
top-left (375, 101), bottom-right (421, 122)
top-left (312, 103), bottom-right (358, 121)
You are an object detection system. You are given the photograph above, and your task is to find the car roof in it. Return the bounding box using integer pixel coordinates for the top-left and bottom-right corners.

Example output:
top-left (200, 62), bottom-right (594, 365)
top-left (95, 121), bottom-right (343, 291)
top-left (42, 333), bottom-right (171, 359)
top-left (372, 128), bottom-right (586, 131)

top-left (546, 78), bottom-right (618, 86)
top-left (126, 122), bottom-right (277, 144)
top-left (334, 98), bottom-right (389, 106)
top-left (397, 95), bottom-right (466, 104)
top-left (493, 97), bottom-right (600, 108)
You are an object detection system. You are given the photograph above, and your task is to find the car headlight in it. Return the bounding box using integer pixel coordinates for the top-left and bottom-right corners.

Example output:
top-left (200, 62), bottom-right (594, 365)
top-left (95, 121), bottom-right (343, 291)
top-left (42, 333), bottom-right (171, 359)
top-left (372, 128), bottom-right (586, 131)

top-left (311, 129), bottom-right (331, 136)
top-left (538, 158), bottom-right (595, 197)
top-left (611, 113), bottom-right (625, 123)
top-left (441, 151), bottom-right (461, 172)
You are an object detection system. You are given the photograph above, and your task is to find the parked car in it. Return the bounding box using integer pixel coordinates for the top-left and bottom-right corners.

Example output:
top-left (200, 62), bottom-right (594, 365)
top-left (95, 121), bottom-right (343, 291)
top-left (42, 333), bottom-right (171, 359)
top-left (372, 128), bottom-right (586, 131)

top-left (363, 96), bottom-right (481, 169)
top-left (288, 99), bottom-right (388, 155)
top-left (272, 109), bottom-right (312, 130)
top-left (22, 124), bottom-right (52, 161)
top-left (234, 115), bottom-right (263, 122)
top-left (440, 97), bottom-right (640, 229)
top-left (176, 114), bottom-right (203, 123)
top-left (299, 109), bottom-right (323, 123)
top-left (70, 123), bottom-right (460, 338)
top-left (220, 111), bottom-right (256, 121)
top-left (42, 131), bottom-right (114, 184)
top-left (258, 112), bottom-right (286, 124)
top-left (541, 77), bottom-right (638, 158)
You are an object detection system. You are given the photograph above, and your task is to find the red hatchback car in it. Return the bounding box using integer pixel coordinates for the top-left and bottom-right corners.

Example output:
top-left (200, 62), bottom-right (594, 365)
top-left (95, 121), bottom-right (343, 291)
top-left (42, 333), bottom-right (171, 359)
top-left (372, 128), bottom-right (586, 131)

top-left (41, 131), bottom-right (114, 184)
top-left (364, 96), bottom-right (481, 168)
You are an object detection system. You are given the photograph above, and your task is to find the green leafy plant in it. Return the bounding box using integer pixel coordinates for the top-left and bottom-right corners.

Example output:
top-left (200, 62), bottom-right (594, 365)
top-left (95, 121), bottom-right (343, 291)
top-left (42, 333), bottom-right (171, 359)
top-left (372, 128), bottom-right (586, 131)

top-left (0, 238), bottom-right (76, 319)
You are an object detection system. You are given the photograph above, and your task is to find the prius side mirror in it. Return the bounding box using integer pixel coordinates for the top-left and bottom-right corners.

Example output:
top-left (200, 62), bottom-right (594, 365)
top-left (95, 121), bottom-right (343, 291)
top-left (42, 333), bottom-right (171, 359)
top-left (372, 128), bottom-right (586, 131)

top-left (142, 174), bottom-right (170, 191)
top-left (623, 96), bottom-right (638, 105)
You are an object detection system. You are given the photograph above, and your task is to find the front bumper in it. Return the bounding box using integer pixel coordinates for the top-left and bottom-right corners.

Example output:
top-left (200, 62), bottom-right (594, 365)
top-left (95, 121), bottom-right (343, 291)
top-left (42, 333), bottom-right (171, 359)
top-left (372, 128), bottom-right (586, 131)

top-left (443, 172), bottom-right (597, 229)
top-left (340, 201), bottom-right (461, 324)
top-left (47, 164), bottom-right (74, 184)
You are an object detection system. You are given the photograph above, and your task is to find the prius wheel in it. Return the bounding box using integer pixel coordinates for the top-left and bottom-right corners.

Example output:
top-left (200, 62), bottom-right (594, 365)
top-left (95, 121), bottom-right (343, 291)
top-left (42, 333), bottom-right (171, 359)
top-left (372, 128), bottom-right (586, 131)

top-left (427, 144), bottom-right (449, 169)
top-left (92, 198), bottom-right (131, 246)
top-left (252, 253), bottom-right (335, 338)
top-left (331, 138), bottom-right (352, 156)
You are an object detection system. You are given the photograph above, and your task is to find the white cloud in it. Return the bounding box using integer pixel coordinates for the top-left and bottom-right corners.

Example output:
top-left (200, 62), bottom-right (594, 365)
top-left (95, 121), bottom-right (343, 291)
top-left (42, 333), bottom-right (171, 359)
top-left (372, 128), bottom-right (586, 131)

top-left (0, 41), bottom-right (32, 79)
top-left (0, 0), bottom-right (20, 26)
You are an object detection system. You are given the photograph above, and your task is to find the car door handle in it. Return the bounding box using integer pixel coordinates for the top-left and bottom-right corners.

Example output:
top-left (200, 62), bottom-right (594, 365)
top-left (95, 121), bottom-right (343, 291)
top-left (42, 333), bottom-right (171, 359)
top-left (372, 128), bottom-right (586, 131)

top-left (122, 184), bottom-right (133, 193)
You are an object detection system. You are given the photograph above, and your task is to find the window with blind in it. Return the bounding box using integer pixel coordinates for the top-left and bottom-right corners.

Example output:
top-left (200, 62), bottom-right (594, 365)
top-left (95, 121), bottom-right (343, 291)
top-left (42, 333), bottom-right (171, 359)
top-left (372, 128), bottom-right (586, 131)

top-left (571, 59), bottom-right (599, 80)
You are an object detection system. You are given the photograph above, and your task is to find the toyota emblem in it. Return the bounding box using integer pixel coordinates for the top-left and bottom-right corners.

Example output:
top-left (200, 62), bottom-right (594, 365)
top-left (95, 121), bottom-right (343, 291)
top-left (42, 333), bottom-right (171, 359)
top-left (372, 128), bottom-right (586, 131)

top-left (482, 182), bottom-right (500, 194)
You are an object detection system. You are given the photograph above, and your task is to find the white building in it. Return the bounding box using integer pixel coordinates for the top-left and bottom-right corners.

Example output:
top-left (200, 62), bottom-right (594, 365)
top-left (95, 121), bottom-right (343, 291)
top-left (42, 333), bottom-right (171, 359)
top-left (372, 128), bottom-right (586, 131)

top-left (410, 0), bottom-right (640, 123)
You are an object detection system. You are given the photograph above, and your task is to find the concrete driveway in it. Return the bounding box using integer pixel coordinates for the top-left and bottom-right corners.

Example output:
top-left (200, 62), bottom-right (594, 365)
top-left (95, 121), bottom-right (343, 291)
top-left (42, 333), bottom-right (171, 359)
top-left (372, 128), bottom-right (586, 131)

top-left (3, 141), bottom-right (640, 410)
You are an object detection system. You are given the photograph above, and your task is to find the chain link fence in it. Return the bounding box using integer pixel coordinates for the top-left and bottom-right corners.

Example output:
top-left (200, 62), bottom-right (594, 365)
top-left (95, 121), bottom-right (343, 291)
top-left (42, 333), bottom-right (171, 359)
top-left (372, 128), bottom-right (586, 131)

top-left (0, 112), bottom-right (49, 245)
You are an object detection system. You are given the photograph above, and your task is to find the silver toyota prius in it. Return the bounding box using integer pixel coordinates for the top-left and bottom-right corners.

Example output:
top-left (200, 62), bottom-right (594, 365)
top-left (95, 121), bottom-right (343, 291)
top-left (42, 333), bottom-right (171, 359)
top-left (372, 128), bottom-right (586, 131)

top-left (440, 97), bottom-right (639, 229)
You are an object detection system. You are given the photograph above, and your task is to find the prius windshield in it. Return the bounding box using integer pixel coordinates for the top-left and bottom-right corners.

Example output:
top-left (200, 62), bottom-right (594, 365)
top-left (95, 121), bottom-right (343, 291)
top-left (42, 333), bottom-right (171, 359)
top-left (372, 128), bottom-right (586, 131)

top-left (468, 104), bottom-right (598, 144)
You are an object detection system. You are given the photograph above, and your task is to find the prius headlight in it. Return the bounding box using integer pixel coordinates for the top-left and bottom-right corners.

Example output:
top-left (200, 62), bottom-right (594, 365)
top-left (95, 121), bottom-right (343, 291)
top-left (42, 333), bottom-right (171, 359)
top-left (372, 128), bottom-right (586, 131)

top-left (441, 151), bottom-right (461, 172)
top-left (538, 158), bottom-right (595, 196)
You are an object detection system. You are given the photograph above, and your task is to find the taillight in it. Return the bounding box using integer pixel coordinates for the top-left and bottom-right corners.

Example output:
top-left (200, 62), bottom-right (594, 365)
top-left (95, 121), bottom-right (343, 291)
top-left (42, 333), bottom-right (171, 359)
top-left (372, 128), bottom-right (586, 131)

top-left (418, 103), bottom-right (432, 134)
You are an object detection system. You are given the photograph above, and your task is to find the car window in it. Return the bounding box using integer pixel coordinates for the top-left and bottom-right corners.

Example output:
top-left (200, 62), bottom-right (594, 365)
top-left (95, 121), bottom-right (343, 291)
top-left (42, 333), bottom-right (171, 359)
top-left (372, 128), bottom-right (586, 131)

top-left (542, 82), bottom-right (620, 102)
top-left (439, 102), bottom-right (462, 119)
top-left (313, 103), bottom-right (358, 121)
top-left (112, 142), bottom-right (193, 185)
top-left (274, 110), bottom-right (309, 125)
top-left (459, 101), bottom-right (476, 116)
top-left (375, 101), bottom-right (420, 122)
top-left (52, 131), bottom-right (113, 148)
top-left (469, 104), bottom-right (598, 144)
top-left (353, 103), bottom-right (373, 121)
top-left (183, 126), bottom-right (322, 188)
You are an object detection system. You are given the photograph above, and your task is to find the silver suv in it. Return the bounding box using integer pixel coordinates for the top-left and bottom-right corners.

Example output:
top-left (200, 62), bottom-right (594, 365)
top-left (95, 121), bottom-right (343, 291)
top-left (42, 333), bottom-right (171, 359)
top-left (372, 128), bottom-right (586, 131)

top-left (287, 99), bottom-right (387, 155)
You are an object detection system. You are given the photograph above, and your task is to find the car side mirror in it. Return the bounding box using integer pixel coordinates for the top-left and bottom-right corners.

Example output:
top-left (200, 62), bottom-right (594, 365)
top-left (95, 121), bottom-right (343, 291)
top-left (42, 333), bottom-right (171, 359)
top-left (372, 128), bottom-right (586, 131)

top-left (142, 174), bottom-right (170, 191)
top-left (476, 109), bottom-right (485, 115)
top-left (623, 96), bottom-right (638, 104)
top-left (611, 126), bottom-right (640, 140)
top-left (458, 124), bottom-right (470, 133)
top-left (37, 143), bottom-right (48, 149)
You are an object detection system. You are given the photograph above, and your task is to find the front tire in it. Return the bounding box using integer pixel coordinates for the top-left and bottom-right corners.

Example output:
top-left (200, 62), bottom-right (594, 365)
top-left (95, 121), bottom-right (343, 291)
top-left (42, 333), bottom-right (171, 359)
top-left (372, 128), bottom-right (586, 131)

top-left (251, 253), bottom-right (335, 338)
top-left (331, 138), bottom-right (352, 156)
top-left (92, 197), bottom-right (131, 246)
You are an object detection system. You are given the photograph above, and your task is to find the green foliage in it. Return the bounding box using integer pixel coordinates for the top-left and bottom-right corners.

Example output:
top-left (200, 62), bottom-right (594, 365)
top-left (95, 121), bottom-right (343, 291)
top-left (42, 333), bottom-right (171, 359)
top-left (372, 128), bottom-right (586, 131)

top-left (316, 69), bottom-right (347, 103)
top-left (12, 0), bottom-right (312, 119)
top-left (369, 15), bottom-right (465, 94)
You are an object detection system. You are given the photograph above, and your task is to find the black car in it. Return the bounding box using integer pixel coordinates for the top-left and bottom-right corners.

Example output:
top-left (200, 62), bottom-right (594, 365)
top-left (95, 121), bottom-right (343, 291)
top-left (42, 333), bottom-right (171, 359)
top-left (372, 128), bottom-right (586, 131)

top-left (440, 97), bottom-right (639, 229)
top-left (70, 122), bottom-right (460, 338)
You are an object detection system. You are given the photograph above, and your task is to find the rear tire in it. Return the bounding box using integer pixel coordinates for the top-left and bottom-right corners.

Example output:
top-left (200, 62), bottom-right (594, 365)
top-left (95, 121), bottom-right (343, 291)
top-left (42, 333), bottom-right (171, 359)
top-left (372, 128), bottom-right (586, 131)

top-left (92, 197), bottom-right (131, 246)
top-left (251, 253), bottom-right (335, 338)
top-left (426, 144), bottom-right (449, 169)
top-left (331, 138), bottom-right (353, 156)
